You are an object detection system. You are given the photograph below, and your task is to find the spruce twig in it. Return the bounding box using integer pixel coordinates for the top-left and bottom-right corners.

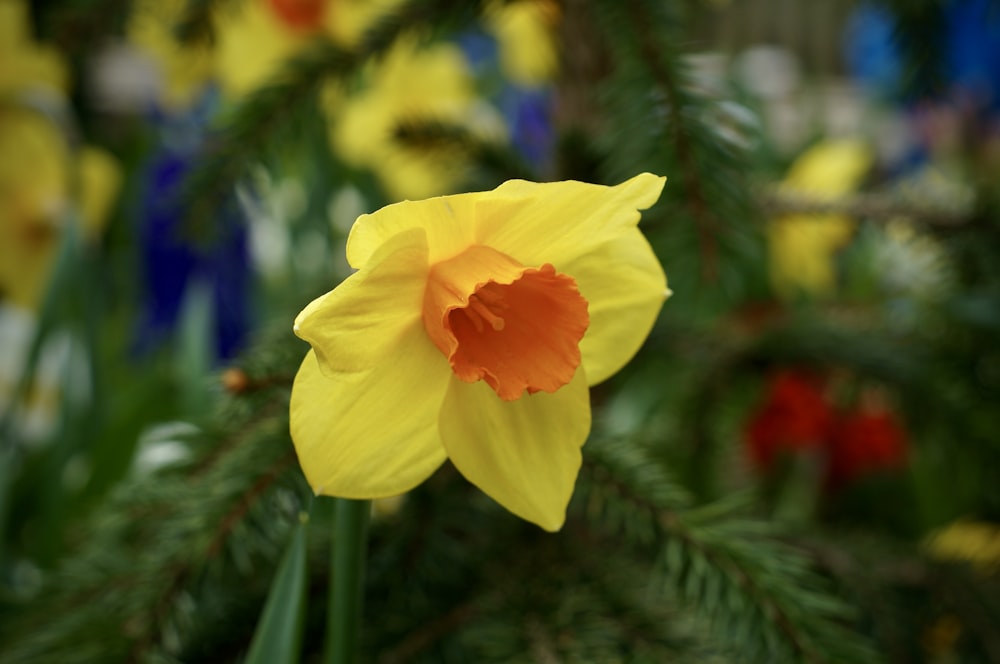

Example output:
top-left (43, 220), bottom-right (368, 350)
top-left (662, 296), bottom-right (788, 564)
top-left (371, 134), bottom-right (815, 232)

top-left (394, 120), bottom-right (537, 183)
top-left (174, 0), bottom-right (229, 45)
top-left (622, 0), bottom-right (720, 279)
top-left (592, 0), bottom-right (758, 295)
top-left (760, 189), bottom-right (973, 227)
top-left (577, 438), bottom-right (878, 663)
top-left (0, 325), bottom-right (306, 663)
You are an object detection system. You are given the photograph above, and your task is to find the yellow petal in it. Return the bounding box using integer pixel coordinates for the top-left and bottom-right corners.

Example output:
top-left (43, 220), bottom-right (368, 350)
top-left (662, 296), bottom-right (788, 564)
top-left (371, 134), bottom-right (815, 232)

top-left (0, 0), bottom-right (67, 94)
top-left (77, 146), bottom-right (121, 237)
top-left (326, 36), bottom-right (491, 200)
top-left (322, 0), bottom-right (406, 47)
top-left (295, 227), bottom-right (429, 376)
top-left (561, 227), bottom-right (668, 385)
top-left (782, 139), bottom-right (872, 197)
top-left (215, 0), bottom-right (306, 98)
top-left (768, 216), bottom-right (851, 298)
top-left (438, 366), bottom-right (591, 531)
top-left (331, 92), bottom-right (391, 168)
top-left (484, 0), bottom-right (560, 87)
top-left (924, 519), bottom-right (1000, 569)
top-left (375, 144), bottom-right (467, 202)
top-left (475, 173), bottom-right (665, 268)
top-left (0, 107), bottom-right (68, 310)
top-left (769, 139), bottom-right (873, 298)
top-left (346, 173), bottom-right (665, 273)
top-left (128, 0), bottom-right (215, 108)
top-left (290, 337), bottom-right (450, 497)
top-left (345, 193), bottom-right (480, 269)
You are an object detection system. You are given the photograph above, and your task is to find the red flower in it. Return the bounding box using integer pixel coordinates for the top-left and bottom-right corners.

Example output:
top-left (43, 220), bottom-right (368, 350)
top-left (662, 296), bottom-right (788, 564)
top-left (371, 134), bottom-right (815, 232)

top-left (268, 0), bottom-right (326, 31)
top-left (825, 409), bottom-right (908, 488)
top-left (745, 371), bottom-right (833, 469)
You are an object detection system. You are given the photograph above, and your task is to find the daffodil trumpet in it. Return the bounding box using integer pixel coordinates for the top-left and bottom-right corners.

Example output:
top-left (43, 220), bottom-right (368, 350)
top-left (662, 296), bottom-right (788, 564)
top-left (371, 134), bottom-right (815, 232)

top-left (291, 173), bottom-right (669, 531)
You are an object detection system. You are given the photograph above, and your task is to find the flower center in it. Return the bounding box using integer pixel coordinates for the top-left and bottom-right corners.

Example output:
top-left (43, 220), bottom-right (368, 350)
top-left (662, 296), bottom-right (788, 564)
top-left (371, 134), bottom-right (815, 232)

top-left (422, 244), bottom-right (589, 401)
top-left (267, 0), bottom-right (326, 32)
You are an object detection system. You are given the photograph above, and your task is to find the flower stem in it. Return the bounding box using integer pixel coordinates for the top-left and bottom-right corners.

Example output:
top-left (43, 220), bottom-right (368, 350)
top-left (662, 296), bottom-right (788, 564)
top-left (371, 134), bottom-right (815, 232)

top-left (324, 498), bottom-right (371, 664)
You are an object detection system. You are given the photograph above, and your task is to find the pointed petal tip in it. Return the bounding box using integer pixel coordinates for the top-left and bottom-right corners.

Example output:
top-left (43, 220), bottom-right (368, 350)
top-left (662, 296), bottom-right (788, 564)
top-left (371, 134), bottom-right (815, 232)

top-left (633, 170), bottom-right (667, 189)
top-left (496, 496), bottom-right (568, 532)
top-left (292, 290), bottom-right (332, 343)
top-left (440, 372), bottom-right (589, 535)
top-left (536, 512), bottom-right (567, 532)
top-left (619, 172), bottom-right (667, 214)
top-left (637, 171), bottom-right (667, 185)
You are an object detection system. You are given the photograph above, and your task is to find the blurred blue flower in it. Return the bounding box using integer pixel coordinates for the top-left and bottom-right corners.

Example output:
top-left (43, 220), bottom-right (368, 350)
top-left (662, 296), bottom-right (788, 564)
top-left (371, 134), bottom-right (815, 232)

top-left (846, 0), bottom-right (1000, 113)
top-left (843, 4), bottom-right (902, 100)
top-left (455, 28), bottom-right (499, 76)
top-left (457, 28), bottom-right (554, 172)
top-left (134, 105), bottom-right (252, 362)
top-left (945, 0), bottom-right (1000, 111)
top-left (500, 86), bottom-right (553, 170)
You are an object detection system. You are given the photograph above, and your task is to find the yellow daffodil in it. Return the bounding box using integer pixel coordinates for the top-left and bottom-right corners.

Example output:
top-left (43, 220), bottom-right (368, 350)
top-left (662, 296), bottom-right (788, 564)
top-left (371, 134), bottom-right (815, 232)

top-left (290, 173), bottom-right (668, 531)
top-left (925, 519), bottom-right (1000, 570)
top-left (215, 0), bottom-right (318, 99)
top-left (768, 138), bottom-right (872, 298)
top-left (128, 0), bottom-right (216, 109)
top-left (0, 107), bottom-right (66, 309)
top-left (322, 0), bottom-right (406, 47)
top-left (0, 0), bottom-right (67, 95)
top-left (0, 107), bottom-right (120, 310)
top-left (130, 0), bottom-right (403, 104)
top-left (216, 0), bottom-right (403, 99)
top-left (484, 0), bottom-right (560, 87)
top-left (328, 36), bottom-right (503, 201)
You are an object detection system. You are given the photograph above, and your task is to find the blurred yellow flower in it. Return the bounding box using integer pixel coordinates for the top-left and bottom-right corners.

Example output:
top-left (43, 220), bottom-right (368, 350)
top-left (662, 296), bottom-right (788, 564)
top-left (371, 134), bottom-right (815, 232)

top-left (768, 139), bottom-right (872, 298)
top-left (0, 107), bottom-right (120, 310)
top-left (77, 147), bottom-right (122, 236)
top-left (322, 0), bottom-right (405, 47)
top-left (925, 519), bottom-right (1000, 569)
top-left (328, 37), bottom-right (502, 200)
top-left (215, 0), bottom-right (320, 98)
top-left (215, 0), bottom-right (403, 99)
top-left (130, 0), bottom-right (404, 103)
top-left (290, 173), bottom-right (668, 531)
top-left (484, 0), bottom-right (560, 87)
top-left (128, 0), bottom-right (216, 109)
top-left (0, 0), bottom-right (66, 95)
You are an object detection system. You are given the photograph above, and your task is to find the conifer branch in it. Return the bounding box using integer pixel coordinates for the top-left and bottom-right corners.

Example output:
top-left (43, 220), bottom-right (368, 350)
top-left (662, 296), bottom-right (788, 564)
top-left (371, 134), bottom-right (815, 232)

top-left (393, 120), bottom-right (537, 183)
top-left (183, 39), bottom-right (353, 233)
top-left (592, 0), bottom-right (756, 289)
top-left (760, 188), bottom-right (973, 227)
top-left (42, 0), bottom-right (135, 57)
top-left (622, 0), bottom-right (720, 279)
top-left (377, 602), bottom-right (479, 664)
top-left (174, 0), bottom-right (229, 45)
top-left (0, 363), bottom-right (304, 663)
top-left (578, 438), bottom-right (877, 663)
top-left (873, 0), bottom-right (948, 99)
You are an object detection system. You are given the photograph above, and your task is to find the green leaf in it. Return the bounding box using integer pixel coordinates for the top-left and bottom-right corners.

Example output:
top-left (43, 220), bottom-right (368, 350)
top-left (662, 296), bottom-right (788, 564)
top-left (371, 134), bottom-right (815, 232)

top-left (177, 281), bottom-right (215, 417)
top-left (244, 517), bottom-right (310, 664)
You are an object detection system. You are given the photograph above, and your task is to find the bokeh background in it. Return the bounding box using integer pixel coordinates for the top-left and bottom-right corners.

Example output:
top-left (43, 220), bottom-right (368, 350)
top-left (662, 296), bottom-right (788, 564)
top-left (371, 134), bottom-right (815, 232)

top-left (2, 0), bottom-right (1000, 662)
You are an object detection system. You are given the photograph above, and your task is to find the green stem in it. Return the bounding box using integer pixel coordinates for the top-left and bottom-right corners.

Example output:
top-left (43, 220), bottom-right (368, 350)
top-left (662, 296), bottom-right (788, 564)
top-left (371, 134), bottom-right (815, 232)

top-left (324, 498), bottom-right (371, 664)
